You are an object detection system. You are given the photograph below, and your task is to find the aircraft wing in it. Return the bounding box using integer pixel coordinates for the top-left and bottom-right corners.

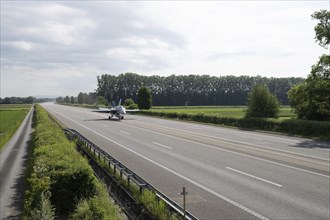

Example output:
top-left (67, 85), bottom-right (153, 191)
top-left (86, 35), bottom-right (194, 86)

top-left (92, 108), bottom-right (116, 113)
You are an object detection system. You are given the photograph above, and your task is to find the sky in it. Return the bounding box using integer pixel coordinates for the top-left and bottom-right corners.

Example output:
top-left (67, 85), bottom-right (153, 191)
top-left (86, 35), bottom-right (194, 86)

top-left (1, 1), bottom-right (329, 97)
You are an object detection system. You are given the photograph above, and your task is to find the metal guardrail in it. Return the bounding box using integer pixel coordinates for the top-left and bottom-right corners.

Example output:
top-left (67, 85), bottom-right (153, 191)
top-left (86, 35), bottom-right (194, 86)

top-left (67, 128), bottom-right (198, 220)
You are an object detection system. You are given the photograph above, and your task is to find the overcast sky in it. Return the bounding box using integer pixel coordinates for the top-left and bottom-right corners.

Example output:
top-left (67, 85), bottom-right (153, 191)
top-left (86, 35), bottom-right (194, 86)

top-left (1, 1), bottom-right (329, 97)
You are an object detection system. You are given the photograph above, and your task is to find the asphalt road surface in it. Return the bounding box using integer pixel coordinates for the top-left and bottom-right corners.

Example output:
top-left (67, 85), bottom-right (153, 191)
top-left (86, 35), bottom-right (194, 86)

top-left (42, 103), bottom-right (330, 220)
top-left (0, 107), bottom-right (33, 219)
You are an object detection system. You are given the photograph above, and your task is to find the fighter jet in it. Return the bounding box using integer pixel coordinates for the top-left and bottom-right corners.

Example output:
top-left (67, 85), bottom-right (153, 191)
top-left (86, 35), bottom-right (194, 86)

top-left (93, 99), bottom-right (139, 120)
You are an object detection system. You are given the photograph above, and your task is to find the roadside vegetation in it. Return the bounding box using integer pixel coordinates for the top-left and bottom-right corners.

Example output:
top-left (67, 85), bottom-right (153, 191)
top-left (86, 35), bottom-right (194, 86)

top-left (24, 105), bottom-right (122, 219)
top-left (288, 10), bottom-right (330, 121)
top-left (141, 107), bottom-right (330, 140)
top-left (245, 84), bottom-right (280, 118)
top-left (79, 140), bottom-right (182, 220)
top-left (0, 104), bottom-right (31, 150)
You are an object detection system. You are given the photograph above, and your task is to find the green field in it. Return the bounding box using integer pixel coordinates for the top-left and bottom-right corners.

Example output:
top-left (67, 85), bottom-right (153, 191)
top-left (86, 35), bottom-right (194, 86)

top-left (150, 106), bottom-right (295, 119)
top-left (143, 106), bottom-right (329, 139)
top-left (0, 104), bottom-right (31, 150)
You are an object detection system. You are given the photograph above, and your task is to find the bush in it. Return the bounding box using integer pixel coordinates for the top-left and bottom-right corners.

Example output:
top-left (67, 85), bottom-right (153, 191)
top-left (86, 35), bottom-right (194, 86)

top-left (128, 103), bottom-right (138, 109)
top-left (72, 182), bottom-right (121, 220)
top-left (30, 192), bottom-right (55, 220)
top-left (124, 98), bottom-right (135, 107)
top-left (278, 119), bottom-right (330, 138)
top-left (140, 190), bottom-right (173, 220)
top-left (245, 85), bottom-right (280, 118)
top-left (24, 105), bottom-right (121, 219)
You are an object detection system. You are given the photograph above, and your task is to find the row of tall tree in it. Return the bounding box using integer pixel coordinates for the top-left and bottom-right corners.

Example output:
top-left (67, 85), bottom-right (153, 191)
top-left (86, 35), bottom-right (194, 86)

top-left (56, 96), bottom-right (75, 104)
top-left (56, 92), bottom-right (107, 106)
top-left (96, 73), bottom-right (303, 106)
top-left (0, 96), bottom-right (35, 104)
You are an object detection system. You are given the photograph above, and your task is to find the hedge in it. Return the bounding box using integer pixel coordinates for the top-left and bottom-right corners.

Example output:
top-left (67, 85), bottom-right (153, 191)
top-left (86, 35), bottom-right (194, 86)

top-left (139, 111), bottom-right (330, 140)
top-left (24, 105), bottom-right (121, 219)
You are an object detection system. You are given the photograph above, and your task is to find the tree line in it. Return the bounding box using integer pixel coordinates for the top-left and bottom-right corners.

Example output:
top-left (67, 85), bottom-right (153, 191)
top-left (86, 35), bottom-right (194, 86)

top-left (56, 92), bottom-right (107, 106)
top-left (96, 73), bottom-right (304, 106)
top-left (0, 96), bottom-right (36, 104)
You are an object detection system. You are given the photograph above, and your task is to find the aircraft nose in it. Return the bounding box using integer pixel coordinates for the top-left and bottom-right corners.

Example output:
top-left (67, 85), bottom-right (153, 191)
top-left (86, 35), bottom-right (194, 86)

top-left (120, 106), bottom-right (126, 114)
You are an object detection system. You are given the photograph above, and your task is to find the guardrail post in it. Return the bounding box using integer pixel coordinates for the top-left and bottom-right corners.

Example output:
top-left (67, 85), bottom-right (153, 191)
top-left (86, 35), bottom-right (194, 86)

top-left (127, 174), bottom-right (133, 188)
top-left (114, 163), bottom-right (117, 175)
top-left (139, 183), bottom-right (146, 194)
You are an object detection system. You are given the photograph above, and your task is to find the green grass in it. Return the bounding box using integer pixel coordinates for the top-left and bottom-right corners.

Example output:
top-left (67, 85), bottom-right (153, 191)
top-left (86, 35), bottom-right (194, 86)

top-left (0, 104), bottom-right (32, 109)
top-left (150, 106), bottom-right (295, 119)
top-left (141, 106), bottom-right (329, 139)
top-left (0, 104), bottom-right (31, 150)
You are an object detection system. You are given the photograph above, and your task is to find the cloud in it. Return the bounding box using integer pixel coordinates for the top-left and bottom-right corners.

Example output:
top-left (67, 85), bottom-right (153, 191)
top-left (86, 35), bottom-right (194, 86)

top-left (5, 40), bottom-right (33, 51)
top-left (105, 36), bottom-right (184, 71)
top-left (1, 1), bottom-right (185, 96)
top-left (1, 1), bottom-right (328, 97)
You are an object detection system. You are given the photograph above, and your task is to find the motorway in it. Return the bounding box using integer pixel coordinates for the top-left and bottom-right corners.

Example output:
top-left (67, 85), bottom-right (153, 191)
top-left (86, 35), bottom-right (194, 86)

top-left (42, 103), bottom-right (330, 220)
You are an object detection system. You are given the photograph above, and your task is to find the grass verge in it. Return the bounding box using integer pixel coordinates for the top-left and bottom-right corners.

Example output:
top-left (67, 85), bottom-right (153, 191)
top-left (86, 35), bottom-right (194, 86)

top-left (79, 140), bottom-right (182, 220)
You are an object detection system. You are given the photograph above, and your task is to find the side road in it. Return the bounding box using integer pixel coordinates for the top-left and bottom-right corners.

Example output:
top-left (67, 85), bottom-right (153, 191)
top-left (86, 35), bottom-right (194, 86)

top-left (0, 106), bottom-right (33, 219)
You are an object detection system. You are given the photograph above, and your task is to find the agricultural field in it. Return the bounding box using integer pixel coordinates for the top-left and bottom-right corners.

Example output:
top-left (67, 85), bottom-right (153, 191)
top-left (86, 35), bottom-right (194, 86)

top-left (151, 106), bottom-right (295, 119)
top-left (0, 104), bottom-right (31, 150)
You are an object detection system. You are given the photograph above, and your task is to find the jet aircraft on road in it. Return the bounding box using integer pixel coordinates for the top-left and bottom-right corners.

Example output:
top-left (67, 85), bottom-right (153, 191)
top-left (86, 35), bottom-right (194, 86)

top-left (93, 99), bottom-right (139, 120)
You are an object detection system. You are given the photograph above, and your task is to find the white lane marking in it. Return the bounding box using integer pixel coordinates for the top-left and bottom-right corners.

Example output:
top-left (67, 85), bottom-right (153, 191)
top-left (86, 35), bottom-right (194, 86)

top-left (152, 142), bottom-right (172, 150)
top-left (102, 124), bottom-right (109, 127)
top-left (134, 121), bottom-right (330, 162)
top-left (120, 130), bottom-right (129, 135)
top-left (226, 167), bottom-right (283, 187)
top-left (50, 109), bottom-right (268, 220)
top-left (122, 123), bottom-right (330, 178)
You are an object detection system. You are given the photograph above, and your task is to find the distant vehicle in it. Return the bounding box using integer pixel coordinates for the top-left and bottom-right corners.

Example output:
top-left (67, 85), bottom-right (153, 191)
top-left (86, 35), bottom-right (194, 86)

top-left (93, 99), bottom-right (139, 120)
